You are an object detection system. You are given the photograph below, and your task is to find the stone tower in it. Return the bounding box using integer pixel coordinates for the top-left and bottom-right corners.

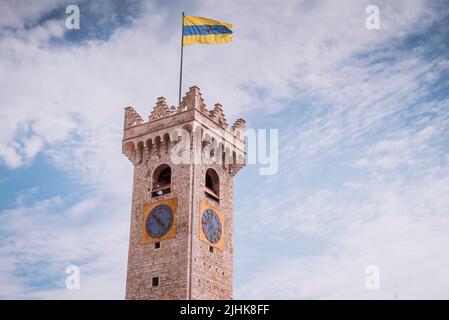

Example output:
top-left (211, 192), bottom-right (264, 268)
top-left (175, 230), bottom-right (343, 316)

top-left (122, 86), bottom-right (245, 300)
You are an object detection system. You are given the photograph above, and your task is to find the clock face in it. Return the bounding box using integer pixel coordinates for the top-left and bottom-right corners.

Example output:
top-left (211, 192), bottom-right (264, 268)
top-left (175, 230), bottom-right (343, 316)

top-left (201, 209), bottom-right (222, 244)
top-left (146, 204), bottom-right (174, 238)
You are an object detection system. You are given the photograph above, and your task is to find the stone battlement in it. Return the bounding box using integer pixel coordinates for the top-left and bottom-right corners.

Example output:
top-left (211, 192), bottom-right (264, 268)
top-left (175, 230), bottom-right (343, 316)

top-left (122, 86), bottom-right (246, 176)
top-left (124, 86), bottom-right (245, 138)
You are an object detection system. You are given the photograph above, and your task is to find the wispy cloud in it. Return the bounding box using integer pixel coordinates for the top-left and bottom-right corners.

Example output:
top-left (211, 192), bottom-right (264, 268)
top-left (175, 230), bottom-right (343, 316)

top-left (1, 0), bottom-right (448, 299)
top-left (0, 193), bottom-right (129, 299)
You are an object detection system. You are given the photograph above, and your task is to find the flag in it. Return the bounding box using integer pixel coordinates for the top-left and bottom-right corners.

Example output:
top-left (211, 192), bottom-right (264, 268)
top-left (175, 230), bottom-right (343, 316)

top-left (183, 16), bottom-right (233, 46)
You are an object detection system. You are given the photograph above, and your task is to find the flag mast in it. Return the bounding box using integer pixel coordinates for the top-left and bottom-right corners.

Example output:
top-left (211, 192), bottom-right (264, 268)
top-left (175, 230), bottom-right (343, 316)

top-left (178, 12), bottom-right (185, 104)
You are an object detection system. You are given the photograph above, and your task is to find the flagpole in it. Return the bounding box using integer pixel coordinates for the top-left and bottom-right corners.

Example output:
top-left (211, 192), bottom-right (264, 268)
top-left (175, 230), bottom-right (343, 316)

top-left (178, 12), bottom-right (185, 104)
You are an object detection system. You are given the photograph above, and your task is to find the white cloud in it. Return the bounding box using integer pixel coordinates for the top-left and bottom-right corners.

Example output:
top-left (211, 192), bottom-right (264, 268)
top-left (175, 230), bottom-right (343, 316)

top-left (0, 0), bottom-right (69, 29)
top-left (0, 0), bottom-right (440, 169)
top-left (236, 171), bottom-right (449, 299)
top-left (1, 0), bottom-right (448, 299)
top-left (0, 194), bottom-right (129, 299)
top-left (0, 144), bottom-right (22, 168)
top-left (23, 136), bottom-right (43, 159)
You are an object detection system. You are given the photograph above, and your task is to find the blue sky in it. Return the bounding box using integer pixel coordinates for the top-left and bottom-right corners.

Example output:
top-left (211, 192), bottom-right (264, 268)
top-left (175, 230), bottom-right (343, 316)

top-left (1, 0), bottom-right (449, 299)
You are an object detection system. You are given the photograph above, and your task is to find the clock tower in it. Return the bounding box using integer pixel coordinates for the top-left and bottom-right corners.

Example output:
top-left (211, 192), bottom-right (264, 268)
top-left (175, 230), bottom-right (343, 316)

top-left (122, 86), bottom-right (245, 299)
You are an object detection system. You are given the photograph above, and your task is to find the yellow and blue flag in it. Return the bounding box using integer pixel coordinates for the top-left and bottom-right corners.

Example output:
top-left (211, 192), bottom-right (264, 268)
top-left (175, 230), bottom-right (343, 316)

top-left (183, 16), bottom-right (233, 46)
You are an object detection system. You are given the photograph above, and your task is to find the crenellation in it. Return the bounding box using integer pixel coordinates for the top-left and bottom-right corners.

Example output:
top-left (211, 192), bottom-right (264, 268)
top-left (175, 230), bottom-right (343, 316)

top-left (124, 106), bottom-right (144, 129)
top-left (149, 96), bottom-right (174, 121)
top-left (178, 85), bottom-right (207, 113)
top-left (231, 118), bottom-right (246, 136)
top-left (209, 103), bottom-right (228, 128)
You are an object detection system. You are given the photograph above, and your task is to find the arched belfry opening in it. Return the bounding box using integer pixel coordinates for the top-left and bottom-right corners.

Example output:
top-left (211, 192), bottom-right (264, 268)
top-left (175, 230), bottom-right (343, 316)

top-left (205, 168), bottom-right (220, 202)
top-left (152, 164), bottom-right (171, 197)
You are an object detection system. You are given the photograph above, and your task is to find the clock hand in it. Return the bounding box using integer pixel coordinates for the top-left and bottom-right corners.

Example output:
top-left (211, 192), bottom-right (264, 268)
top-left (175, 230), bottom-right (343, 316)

top-left (149, 215), bottom-right (165, 236)
top-left (154, 215), bottom-right (164, 227)
top-left (210, 224), bottom-right (217, 237)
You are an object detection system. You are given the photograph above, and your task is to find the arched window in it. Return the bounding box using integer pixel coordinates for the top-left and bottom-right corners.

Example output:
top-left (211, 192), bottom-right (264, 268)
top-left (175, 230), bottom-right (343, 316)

top-left (205, 168), bottom-right (219, 202)
top-left (152, 164), bottom-right (171, 197)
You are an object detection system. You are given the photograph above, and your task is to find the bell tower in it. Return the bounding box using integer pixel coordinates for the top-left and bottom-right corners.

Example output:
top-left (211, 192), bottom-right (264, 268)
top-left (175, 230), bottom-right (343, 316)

top-left (123, 86), bottom-right (245, 300)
